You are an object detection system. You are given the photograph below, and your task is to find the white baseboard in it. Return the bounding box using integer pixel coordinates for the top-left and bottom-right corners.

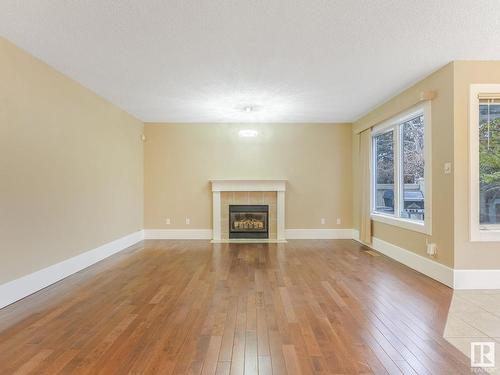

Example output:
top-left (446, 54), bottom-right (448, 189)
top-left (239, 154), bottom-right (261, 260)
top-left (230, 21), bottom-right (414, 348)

top-left (370, 237), bottom-right (454, 287)
top-left (285, 228), bottom-right (354, 239)
top-left (352, 229), bottom-right (454, 287)
top-left (145, 228), bottom-right (353, 240)
top-left (352, 229), bottom-right (500, 289)
top-left (144, 229), bottom-right (213, 240)
top-left (454, 269), bottom-right (500, 290)
top-left (0, 230), bottom-right (144, 309)
top-left (3, 227), bottom-right (493, 304)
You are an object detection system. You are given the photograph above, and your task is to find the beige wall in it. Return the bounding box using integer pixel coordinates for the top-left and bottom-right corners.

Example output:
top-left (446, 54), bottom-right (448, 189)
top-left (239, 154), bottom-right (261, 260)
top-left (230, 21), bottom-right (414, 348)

top-left (144, 123), bottom-right (352, 230)
top-left (453, 61), bottom-right (500, 269)
top-left (0, 37), bottom-right (144, 284)
top-left (353, 63), bottom-right (455, 267)
top-left (4, 31), bottom-right (496, 282)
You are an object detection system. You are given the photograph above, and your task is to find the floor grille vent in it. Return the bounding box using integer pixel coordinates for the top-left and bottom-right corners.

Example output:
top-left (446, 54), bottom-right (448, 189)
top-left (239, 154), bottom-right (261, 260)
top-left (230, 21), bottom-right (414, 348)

top-left (364, 250), bottom-right (380, 257)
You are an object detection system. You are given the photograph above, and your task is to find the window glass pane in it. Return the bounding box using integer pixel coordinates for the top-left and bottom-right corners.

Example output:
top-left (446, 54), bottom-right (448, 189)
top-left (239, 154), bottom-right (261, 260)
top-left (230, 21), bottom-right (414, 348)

top-left (374, 131), bottom-right (394, 214)
top-left (400, 115), bottom-right (425, 221)
top-left (479, 100), bottom-right (500, 227)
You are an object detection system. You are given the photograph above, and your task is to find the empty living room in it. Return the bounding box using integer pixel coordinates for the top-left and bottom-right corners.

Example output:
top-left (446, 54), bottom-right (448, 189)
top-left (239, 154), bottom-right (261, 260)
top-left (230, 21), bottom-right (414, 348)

top-left (2, 1), bottom-right (500, 374)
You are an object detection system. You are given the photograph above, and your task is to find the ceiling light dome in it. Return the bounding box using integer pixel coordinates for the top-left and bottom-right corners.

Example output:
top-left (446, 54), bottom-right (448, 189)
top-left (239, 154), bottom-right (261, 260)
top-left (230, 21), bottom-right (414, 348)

top-left (241, 105), bottom-right (259, 113)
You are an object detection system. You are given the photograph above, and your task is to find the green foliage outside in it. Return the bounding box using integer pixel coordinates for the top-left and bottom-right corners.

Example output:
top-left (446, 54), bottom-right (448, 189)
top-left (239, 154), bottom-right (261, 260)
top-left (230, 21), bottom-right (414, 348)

top-left (479, 117), bottom-right (500, 187)
top-left (479, 104), bottom-right (500, 224)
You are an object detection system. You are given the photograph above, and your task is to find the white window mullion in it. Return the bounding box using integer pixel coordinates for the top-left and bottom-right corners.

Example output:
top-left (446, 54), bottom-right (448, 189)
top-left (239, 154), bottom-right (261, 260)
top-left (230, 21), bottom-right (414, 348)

top-left (394, 124), bottom-right (401, 219)
top-left (371, 137), bottom-right (377, 213)
top-left (423, 101), bottom-right (433, 234)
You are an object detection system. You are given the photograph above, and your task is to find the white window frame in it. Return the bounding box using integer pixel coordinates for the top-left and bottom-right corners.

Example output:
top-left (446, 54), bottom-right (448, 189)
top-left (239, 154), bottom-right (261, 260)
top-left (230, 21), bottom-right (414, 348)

top-left (371, 102), bottom-right (432, 235)
top-left (469, 84), bottom-right (500, 242)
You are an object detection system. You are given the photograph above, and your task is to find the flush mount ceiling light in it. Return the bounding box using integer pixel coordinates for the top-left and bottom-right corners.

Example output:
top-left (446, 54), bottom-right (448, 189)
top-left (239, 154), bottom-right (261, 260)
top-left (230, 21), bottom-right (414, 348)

top-left (198, 90), bottom-right (294, 122)
top-left (241, 105), bottom-right (259, 113)
top-left (238, 129), bottom-right (258, 137)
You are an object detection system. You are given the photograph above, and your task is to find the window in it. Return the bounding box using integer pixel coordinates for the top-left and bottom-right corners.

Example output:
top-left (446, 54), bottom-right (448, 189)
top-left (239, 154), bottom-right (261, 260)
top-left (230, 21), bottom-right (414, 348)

top-left (469, 85), bottom-right (500, 241)
top-left (401, 115), bottom-right (425, 220)
top-left (371, 102), bottom-right (432, 234)
top-left (374, 130), bottom-right (395, 214)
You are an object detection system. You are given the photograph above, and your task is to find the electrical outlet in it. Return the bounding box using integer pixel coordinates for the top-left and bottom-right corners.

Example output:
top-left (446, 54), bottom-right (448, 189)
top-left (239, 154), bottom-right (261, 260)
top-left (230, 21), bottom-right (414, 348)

top-left (165, 218), bottom-right (171, 225)
top-left (185, 218), bottom-right (190, 225)
top-left (427, 243), bottom-right (437, 256)
top-left (444, 162), bottom-right (452, 174)
top-left (320, 218), bottom-right (326, 225)
top-left (336, 218), bottom-right (341, 225)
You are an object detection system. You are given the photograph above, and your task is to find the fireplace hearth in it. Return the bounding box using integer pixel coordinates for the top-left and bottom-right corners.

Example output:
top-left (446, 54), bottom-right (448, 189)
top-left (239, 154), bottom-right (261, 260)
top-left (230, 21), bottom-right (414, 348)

top-left (229, 205), bottom-right (269, 239)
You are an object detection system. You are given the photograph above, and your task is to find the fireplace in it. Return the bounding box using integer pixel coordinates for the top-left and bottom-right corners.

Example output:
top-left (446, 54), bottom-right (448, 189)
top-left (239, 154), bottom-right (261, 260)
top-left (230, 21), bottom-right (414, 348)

top-left (229, 205), bottom-right (269, 239)
top-left (211, 180), bottom-right (286, 242)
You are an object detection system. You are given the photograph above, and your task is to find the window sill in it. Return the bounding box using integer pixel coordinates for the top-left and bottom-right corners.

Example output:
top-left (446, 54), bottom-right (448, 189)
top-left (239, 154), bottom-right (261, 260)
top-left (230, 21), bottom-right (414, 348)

top-left (371, 213), bottom-right (431, 235)
top-left (471, 229), bottom-right (500, 242)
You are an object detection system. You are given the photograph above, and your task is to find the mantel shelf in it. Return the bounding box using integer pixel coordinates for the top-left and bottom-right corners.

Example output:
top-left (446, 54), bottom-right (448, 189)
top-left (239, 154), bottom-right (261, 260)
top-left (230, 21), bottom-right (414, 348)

top-left (210, 179), bottom-right (287, 192)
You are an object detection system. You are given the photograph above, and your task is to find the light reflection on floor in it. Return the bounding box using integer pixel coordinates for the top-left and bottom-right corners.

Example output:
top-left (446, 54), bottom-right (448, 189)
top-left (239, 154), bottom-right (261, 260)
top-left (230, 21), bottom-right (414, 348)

top-left (444, 290), bottom-right (500, 374)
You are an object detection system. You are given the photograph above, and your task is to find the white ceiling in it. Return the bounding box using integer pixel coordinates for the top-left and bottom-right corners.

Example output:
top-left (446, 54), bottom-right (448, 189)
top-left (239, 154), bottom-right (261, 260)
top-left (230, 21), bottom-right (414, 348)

top-left (1, 1), bottom-right (500, 123)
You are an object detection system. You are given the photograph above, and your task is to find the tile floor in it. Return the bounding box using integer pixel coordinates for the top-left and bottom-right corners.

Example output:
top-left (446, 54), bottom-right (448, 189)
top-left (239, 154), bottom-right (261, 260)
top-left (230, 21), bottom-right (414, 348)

top-left (444, 290), bottom-right (500, 373)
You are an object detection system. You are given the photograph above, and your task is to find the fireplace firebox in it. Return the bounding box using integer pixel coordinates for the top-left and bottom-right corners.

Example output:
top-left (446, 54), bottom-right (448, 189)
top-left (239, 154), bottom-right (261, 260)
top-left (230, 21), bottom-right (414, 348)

top-left (229, 205), bottom-right (269, 239)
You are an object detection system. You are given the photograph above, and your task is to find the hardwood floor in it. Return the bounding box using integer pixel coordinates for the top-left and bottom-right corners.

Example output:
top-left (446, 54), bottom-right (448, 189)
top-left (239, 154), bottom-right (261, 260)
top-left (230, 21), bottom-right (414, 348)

top-left (0, 240), bottom-right (471, 374)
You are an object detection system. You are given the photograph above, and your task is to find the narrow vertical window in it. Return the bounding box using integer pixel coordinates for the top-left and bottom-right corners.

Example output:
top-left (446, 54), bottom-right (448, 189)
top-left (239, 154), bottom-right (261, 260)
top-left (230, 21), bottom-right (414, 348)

top-left (468, 85), bottom-right (500, 241)
top-left (400, 115), bottom-right (425, 221)
top-left (374, 131), bottom-right (395, 214)
top-left (479, 99), bottom-right (500, 228)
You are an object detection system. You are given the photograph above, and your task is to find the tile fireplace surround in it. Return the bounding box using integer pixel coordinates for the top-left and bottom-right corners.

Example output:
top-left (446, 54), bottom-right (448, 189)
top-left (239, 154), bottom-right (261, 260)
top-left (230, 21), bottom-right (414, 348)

top-left (210, 180), bottom-right (287, 243)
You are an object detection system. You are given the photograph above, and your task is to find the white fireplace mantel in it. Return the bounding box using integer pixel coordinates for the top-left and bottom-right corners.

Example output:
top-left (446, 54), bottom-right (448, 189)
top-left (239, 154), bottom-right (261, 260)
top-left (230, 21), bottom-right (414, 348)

top-left (210, 179), bottom-right (287, 242)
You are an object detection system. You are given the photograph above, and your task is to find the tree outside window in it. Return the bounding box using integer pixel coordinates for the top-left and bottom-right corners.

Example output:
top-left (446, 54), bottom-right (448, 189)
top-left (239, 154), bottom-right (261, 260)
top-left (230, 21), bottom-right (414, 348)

top-left (479, 100), bottom-right (500, 226)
